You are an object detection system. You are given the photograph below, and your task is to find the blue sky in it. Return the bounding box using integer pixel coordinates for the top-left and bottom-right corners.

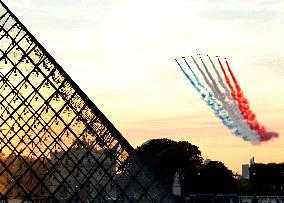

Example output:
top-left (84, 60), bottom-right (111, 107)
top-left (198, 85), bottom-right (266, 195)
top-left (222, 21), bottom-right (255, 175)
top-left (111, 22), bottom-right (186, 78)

top-left (2, 0), bottom-right (284, 173)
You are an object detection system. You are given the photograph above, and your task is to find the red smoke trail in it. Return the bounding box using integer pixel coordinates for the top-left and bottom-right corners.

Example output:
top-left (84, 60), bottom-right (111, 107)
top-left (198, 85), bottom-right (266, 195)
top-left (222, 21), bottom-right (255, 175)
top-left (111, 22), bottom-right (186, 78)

top-left (224, 59), bottom-right (279, 142)
top-left (217, 58), bottom-right (236, 99)
top-left (218, 57), bottom-right (247, 119)
top-left (225, 60), bottom-right (252, 120)
top-left (218, 57), bottom-right (253, 132)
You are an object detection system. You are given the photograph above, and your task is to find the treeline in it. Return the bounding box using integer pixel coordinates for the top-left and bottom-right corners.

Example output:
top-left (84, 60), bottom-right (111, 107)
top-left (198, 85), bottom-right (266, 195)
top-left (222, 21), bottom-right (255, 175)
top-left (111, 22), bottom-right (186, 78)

top-left (136, 138), bottom-right (284, 197)
top-left (239, 163), bottom-right (284, 195)
top-left (0, 139), bottom-right (283, 199)
top-left (136, 139), bottom-right (237, 196)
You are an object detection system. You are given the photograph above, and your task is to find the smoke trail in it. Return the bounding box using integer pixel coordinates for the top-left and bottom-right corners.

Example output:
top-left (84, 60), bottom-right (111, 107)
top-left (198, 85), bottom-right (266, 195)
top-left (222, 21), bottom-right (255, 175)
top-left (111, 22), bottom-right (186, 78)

top-left (191, 55), bottom-right (226, 114)
top-left (175, 59), bottom-right (201, 93)
top-left (176, 58), bottom-right (236, 128)
top-left (191, 56), bottom-right (216, 94)
top-left (199, 56), bottom-right (238, 128)
top-left (225, 60), bottom-right (253, 120)
top-left (198, 56), bottom-right (258, 142)
top-left (205, 57), bottom-right (259, 143)
top-left (217, 57), bottom-right (236, 98)
top-left (208, 55), bottom-right (237, 111)
top-left (217, 57), bottom-right (262, 142)
top-left (175, 59), bottom-right (215, 107)
top-left (190, 56), bottom-right (222, 110)
top-left (225, 59), bottom-right (279, 141)
top-left (208, 56), bottom-right (239, 114)
top-left (208, 55), bottom-right (228, 94)
top-left (176, 55), bottom-right (278, 144)
top-left (199, 56), bottom-right (224, 101)
top-left (190, 56), bottom-right (235, 129)
top-left (183, 57), bottom-right (206, 89)
top-left (183, 57), bottom-right (214, 105)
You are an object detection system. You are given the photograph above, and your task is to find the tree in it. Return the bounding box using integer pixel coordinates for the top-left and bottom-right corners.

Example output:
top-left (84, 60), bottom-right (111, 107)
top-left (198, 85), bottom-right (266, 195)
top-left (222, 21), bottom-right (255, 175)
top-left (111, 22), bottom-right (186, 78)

top-left (136, 139), bottom-right (203, 196)
top-left (250, 163), bottom-right (284, 195)
top-left (237, 179), bottom-right (253, 195)
top-left (198, 161), bottom-right (237, 194)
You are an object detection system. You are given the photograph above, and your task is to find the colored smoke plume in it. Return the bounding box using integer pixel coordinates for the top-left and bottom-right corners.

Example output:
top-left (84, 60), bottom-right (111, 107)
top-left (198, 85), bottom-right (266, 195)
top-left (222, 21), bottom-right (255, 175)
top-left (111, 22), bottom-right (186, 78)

top-left (176, 55), bottom-right (279, 143)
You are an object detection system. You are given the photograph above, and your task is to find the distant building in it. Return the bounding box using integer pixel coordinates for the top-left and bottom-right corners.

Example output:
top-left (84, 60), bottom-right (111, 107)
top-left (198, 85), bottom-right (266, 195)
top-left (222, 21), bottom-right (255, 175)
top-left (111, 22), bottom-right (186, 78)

top-left (46, 140), bottom-right (117, 202)
top-left (241, 157), bottom-right (256, 180)
top-left (242, 164), bottom-right (250, 179)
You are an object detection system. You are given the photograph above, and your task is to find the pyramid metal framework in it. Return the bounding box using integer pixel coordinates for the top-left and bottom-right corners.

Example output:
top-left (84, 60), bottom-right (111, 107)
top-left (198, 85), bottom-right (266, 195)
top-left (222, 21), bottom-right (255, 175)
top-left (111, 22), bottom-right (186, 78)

top-left (0, 2), bottom-right (176, 202)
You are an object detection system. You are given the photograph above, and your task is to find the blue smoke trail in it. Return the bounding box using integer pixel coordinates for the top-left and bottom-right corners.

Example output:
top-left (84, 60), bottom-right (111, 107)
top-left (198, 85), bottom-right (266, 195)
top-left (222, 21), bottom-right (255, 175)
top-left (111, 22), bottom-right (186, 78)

top-left (175, 59), bottom-right (201, 93)
top-left (183, 57), bottom-right (215, 104)
top-left (176, 59), bottom-right (213, 106)
top-left (176, 58), bottom-right (235, 129)
top-left (183, 57), bottom-right (206, 89)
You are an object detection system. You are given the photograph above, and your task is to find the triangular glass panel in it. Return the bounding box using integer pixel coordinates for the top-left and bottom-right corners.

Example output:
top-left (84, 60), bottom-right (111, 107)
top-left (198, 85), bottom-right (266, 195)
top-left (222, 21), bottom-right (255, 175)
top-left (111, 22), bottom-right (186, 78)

top-left (0, 2), bottom-right (176, 202)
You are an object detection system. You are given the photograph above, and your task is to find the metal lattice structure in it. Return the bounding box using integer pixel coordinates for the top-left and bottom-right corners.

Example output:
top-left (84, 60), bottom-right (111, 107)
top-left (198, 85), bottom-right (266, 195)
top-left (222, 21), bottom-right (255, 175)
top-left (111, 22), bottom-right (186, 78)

top-left (0, 2), bottom-right (176, 202)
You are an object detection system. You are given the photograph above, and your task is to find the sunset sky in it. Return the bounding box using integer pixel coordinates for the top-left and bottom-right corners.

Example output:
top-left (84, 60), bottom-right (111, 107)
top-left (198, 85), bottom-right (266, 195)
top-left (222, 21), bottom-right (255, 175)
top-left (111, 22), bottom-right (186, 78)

top-left (3, 0), bottom-right (284, 173)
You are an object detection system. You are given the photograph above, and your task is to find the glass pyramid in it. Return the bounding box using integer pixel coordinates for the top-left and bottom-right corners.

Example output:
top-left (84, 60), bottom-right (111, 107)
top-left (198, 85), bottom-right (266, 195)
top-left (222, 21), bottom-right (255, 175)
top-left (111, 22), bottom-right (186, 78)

top-left (0, 2), bottom-right (175, 202)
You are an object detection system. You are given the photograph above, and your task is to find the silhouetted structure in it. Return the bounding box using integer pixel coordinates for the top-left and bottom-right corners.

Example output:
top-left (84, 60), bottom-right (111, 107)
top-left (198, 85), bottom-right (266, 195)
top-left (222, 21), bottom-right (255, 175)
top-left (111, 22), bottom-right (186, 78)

top-left (242, 164), bottom-right (250, 180)
top-left (0, 1), bottom-right (175, 202)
